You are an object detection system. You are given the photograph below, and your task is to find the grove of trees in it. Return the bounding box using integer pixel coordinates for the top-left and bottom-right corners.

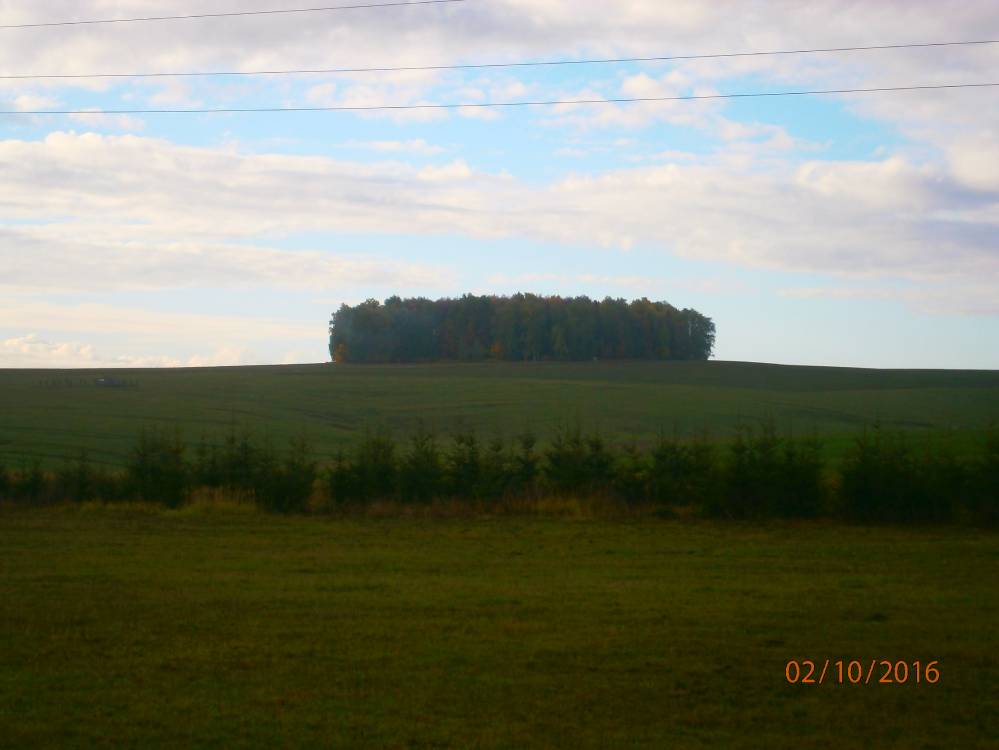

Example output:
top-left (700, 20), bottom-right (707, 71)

top-left (329, 294), bottom-right (716, 363)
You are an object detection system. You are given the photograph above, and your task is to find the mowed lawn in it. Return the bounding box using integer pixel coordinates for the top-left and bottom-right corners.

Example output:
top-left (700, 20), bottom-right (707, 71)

top-left (1, 508), bottom-right (996, 748)
top-left (2, 360), bottom-right (998, 468)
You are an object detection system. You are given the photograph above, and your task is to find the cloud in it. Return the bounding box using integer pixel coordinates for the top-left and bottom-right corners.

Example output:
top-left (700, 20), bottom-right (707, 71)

top-left (0, 333), bottom-right (266, 369)
top-left (780, 283), bottom-right (999, 317)
top-left (1, 3), bottom-right (992, 128)
top-left (0, 300), bottom-right (317, 340)
top-left (0, 225), bottom-right (452, 293)
top-left (0, 297), bottom-right (333, 368)
top-left (417, 159), bottom-right (473, 181)
top-left (0, 132), bottom-right (996, 311)
top-left (343, 139), bottom-right (446, 155)
top-left (0, 334), bottom-right (97, 368)
top-left (305, 82), bottom-right (337, 103)
top-left (304, 78), bottom-right (448, 123)
top-left (2, 2), bottom-right (996, 173)
top-left (539, 78), bottom-right (723, 131)
top-left (145, 80), bottom-right (203, 108)
top-left (947, 134), bottom-right (999, 192)
top-left (13, 94), bottom-right (60, 111)
top-left (184, 347), bottom-right (258, 368)
top-left (530, 158), bottom-right (998, 282)
top-left (67, 109), bottom-right (145, 132)
top-left (0, 131), bottom-right (504, 238)
top-left (487, 272), bottom-right (747, 297)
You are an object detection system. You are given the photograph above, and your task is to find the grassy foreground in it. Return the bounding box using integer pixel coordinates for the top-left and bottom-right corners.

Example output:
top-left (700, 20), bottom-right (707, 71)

top-left (1, 507), bottom-right (996, 748)
top-left (2, 361), bottom-right (998, 468)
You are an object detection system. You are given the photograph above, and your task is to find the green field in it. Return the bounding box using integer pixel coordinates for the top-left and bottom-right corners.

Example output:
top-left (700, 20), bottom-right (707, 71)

top-left (2, 361), bottom-right (998, 468)
top-left (1, 507), bottom-right (995, 748)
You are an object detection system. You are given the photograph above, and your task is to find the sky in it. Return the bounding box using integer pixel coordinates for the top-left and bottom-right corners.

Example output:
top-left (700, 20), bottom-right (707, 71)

top-left (1, 0), bottom-right (998, 369)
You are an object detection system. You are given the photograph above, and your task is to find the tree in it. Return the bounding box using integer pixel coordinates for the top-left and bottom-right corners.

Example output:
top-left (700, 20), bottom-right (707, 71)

top-left (328, 294), bottom-right (715, 363)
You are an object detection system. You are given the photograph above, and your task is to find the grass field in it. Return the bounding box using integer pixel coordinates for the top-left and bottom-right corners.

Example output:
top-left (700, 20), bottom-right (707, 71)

top-left (2, 360), bottom-right (998, 469)
top-left (0, 506), bottom-right (996, 748)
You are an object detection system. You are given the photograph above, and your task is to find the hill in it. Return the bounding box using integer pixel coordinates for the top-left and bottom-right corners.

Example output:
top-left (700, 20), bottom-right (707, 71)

top-left (1, 360), bottom-right (997, 468)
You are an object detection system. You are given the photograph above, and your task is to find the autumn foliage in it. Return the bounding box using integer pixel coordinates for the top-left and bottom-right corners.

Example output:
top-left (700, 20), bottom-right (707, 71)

top-left (329, 294), bottom-right (716, 363)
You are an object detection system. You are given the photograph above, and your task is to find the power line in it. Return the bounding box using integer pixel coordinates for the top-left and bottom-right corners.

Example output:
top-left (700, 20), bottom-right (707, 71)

top-left (5, 82), bottom-right (997, 115)
top-left (0, 0), bottom-right (464, 30)
top-left (2, 38), bottom-right (997, 80)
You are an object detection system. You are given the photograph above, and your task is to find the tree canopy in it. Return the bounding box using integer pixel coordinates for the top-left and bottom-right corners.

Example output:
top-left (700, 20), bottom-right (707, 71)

top-left (329, 294), bottom-right (715, 363)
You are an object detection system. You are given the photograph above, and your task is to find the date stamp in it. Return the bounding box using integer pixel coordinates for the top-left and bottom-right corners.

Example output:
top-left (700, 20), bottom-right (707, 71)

top-left (785, 660), bottom-right (940, 685)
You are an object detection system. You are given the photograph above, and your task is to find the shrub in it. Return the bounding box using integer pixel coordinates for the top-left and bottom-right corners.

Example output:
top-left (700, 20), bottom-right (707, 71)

top-left (966, 428), bottom-right (999, 526)
top-left (613, 443), bottom-right (649, 504)
top-left (544, 424), bottom-right (613, 495)
top-left (713, 424), bottom-right (825, 519)
top-left (14, 459), bottom-right (48, 503)
top-left (326, 449), bottom-right (355, 506)
top-left (92, 469), bottom-right (126, 503)
top-left (582, 433), bottom-right (615, 493)
top-left (446, 429), bottom-right (482, 498)
top-left (331, 430), bottom-right (397, 504)
top-left (840, 431), bottom-right (968, 525)
top-left (358, 430), bottom-right (397, 500)
top-left (127, 428), bottom-right (188, 508)
top-left (909, 440), bottom-right (964, 524)
top-left (192, 433), bottom-right (223, 488)
top-left (54, 452), bottom-right (125, 504)
top-left (258, 435), bottom-right (316, 514)
top-left (220, 428), bottom-right (263, 494)
top-left (479, 435), bottom-right (512, 502)
top-left (839, 427), bottom-right (914, 523)
top-left (510, 431), bottom-right (539, 493)
top-left (648, 434), bottom-right (719, 508)
top-left (773, 436), bottom-right (825, 519)
top-left (400, 426), bottom-right (443, 504)
top-left (718, 423), bottom-right (782, 519)
top-left (55, 450), bottom-right (98, 503)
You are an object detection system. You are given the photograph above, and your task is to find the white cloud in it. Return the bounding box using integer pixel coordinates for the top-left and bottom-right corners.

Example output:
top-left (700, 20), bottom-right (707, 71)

top-left (305, 82), bottom-right (338, 104)
top-left (146, 80), bottom-right (202, 108)
top-left (0, 131), bottom-right (501, 239)
top-left (1, 2), bottom-right (995, 163)
top-left (1, 334), bottom-right (97, 368)
top-left (0, 225), bottom-right (451, 292)
top-left (780, 284), bottom-right (999, 317)
top-left (488, 272), bottom-right (746, 297)
top-left (185, 347), bottom-right (258, 368)
top-left (947, 134), bottom-right (999, 192)
top-left (304, 78), bottom-right (448, 123)
top-left (344, 138), bottom-right (446, 155)
top-left (67, 109), bottom-right (145, 132)
top-left (0, 132), bottom-right (996, 313)
top-left (417, 159), bottom-right (473, 181)
top-left (0, 300), bottom-right (317, 341)
top-left (0, 333), bottom-right (268, 369)
top-left (13, 94), bottom-right (59, 111)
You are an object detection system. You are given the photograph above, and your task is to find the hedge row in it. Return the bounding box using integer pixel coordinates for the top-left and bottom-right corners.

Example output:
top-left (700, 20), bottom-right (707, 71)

top-left (1, 424), bottom-right (996, 525)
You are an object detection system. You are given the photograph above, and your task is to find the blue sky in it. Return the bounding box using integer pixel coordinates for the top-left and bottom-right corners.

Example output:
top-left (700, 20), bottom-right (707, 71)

top-left (1, 1), bottom-right (997, 369)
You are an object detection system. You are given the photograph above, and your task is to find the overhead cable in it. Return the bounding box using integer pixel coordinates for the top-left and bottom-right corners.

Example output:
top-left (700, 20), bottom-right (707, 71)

top-left (5, 82), bottom-right (997, 115)
top-left (2, 38), bottom-right (997, 80)
top-left (0, 0), bottom-right (464, 30)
